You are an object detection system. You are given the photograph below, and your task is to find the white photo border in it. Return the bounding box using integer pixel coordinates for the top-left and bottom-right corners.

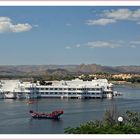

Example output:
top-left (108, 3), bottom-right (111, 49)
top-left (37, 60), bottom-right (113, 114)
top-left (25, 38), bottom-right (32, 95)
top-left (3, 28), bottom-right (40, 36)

top-left (0, 1), bottom-right (140, 139)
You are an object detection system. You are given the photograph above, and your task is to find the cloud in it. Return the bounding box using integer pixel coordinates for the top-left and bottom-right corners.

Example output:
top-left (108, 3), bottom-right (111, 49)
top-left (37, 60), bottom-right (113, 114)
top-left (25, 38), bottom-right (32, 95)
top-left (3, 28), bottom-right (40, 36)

top-left (104, 9), bottom-right (140, 21)
top-left (0, 17), bottom-right (32, 33)
top-left (87, 41), bottom-right (122, 48)
top-left (86, 18), bottom-right (116, 26)
top-left (130, 40), bottom-right (140, 45)
top-left (0, 17), bottom-right (11, 22)
top-left (11, 24), bottom-right (32, 33)
top-left (65, 46), bottom-right (71, 49)
top-left (66, 40), bottom-right (123, 50)
top-left (66, 39), bottom-right (140, 50)
top-left (104, 9), bottom-right (132, 20)
top-left (75, 44), bottom-right (81, 48)
top-left (129, 40), bottom-right (140, 48)
top-left (130, 45), bottom-right (137, 48)
top-left (133, 9), bottom-right (140, 19)
top-left (65, 44), bottom-right (81, 49)
top-left (66, 23), bottom-right (72, 26)
top-left (87, 8), bottom-right (140, 26)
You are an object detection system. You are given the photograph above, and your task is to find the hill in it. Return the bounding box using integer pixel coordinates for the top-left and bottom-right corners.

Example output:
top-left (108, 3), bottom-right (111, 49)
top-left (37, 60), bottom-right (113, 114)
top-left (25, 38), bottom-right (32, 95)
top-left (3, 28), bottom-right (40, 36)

top-left (0, 64), bottom-right (140, 76)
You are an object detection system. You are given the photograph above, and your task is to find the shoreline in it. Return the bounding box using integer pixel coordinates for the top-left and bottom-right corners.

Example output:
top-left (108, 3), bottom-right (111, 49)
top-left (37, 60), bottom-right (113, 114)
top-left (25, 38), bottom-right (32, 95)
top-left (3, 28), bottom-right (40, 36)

top-left (110, 81), bottom-right (140, 88)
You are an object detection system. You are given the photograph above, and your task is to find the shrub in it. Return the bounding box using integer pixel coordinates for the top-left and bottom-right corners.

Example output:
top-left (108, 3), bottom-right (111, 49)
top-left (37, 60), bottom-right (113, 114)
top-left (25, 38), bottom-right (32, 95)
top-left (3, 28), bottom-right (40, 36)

top-left (64, 110), bottom-right (140, 134)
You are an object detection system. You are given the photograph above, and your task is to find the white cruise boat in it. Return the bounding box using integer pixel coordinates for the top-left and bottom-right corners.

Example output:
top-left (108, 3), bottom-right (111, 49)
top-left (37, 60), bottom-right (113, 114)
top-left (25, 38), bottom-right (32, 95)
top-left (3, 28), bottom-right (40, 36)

top-left (4, 91), bottom-right (16, 99)
top-left (16, 82), bottom-right (40, 99)
top-left (1, 80), bottom-right (18, 99)
top-left (15, 82), bottom-right (28, 99)
top-left (24, 78), bottom-right (114, 99)
top-left (0, 78), bottom-right (114, 99)
top-left (0, 89), bottom-right (4, 99)
top-left (0, 82), bottom-right (4, 99)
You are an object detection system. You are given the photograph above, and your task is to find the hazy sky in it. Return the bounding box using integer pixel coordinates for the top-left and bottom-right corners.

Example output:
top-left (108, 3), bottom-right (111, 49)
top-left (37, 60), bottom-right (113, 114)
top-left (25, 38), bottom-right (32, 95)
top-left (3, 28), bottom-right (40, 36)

top-left (0, 6), bottom-right (140, 66)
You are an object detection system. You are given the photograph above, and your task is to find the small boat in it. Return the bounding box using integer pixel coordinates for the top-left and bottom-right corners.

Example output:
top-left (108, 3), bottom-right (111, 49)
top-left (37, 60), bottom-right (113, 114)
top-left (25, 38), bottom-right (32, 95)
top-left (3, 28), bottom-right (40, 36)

top-left (26, 101), bottom-right (36, 104)
top-left (27, 101), bottom-right (33, 104)
top-left (29, 110), bottom-right (64, 119)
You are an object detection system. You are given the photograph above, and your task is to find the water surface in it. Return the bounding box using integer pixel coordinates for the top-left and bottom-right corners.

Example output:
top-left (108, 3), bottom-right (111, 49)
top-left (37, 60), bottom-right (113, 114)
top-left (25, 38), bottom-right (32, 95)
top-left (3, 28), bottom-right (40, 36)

top-left (0, 85), bottom-right (140, 134)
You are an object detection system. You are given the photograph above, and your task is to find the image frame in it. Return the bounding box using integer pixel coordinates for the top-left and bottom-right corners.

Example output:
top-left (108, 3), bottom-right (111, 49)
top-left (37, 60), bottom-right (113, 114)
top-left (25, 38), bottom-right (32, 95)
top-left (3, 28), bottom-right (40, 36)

top-left (0, 1), bottom-right (140, 139)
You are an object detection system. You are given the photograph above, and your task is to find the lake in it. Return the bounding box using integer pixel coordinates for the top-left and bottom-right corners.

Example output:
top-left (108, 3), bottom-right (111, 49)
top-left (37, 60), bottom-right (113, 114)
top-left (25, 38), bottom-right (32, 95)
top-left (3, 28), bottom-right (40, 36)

top-left (0, 85), bottom-right (140, 134)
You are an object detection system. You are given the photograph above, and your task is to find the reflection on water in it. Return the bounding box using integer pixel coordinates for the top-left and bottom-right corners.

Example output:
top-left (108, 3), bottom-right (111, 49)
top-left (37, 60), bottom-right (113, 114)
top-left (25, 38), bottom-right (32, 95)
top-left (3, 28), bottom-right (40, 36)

top-left (0, 85), bottom-right (140, 134)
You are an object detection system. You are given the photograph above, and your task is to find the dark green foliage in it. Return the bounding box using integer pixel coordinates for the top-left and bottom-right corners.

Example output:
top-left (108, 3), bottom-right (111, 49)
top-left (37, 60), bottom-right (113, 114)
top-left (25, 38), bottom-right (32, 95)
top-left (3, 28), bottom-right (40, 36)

top-left (103, 106), bottom-right (118, 126)
top-left (64, 110), bottom-right (140, 134)
top-left (124, 111), bottom-right (140, 127)
top-left (126, 77), bottom-right (140, 83)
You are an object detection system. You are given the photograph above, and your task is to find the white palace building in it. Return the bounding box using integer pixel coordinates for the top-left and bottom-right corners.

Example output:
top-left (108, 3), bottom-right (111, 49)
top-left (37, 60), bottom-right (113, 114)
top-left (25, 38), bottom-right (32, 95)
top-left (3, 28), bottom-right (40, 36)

top-left (0, 78), bottom-right (114, 99)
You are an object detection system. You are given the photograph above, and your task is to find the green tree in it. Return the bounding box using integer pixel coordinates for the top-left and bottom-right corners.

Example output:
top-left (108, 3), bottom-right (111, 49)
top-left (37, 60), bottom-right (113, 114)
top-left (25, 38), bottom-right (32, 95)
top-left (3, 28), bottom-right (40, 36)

top-left (64, 110), bottom-right (140, 134)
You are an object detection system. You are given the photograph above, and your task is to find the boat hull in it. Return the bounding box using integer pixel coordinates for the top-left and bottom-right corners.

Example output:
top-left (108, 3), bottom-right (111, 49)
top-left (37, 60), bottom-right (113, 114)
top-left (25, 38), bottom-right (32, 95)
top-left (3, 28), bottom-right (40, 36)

top-left (29, 110), bottom-right (64, 119)
top-left (32, 115), bottom-right (60, 119)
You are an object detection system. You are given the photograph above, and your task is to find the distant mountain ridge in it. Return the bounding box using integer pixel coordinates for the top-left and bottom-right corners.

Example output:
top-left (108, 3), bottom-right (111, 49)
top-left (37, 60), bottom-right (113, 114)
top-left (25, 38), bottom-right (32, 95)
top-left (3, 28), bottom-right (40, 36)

top-left (0, 64), bottom-right (140, 76)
